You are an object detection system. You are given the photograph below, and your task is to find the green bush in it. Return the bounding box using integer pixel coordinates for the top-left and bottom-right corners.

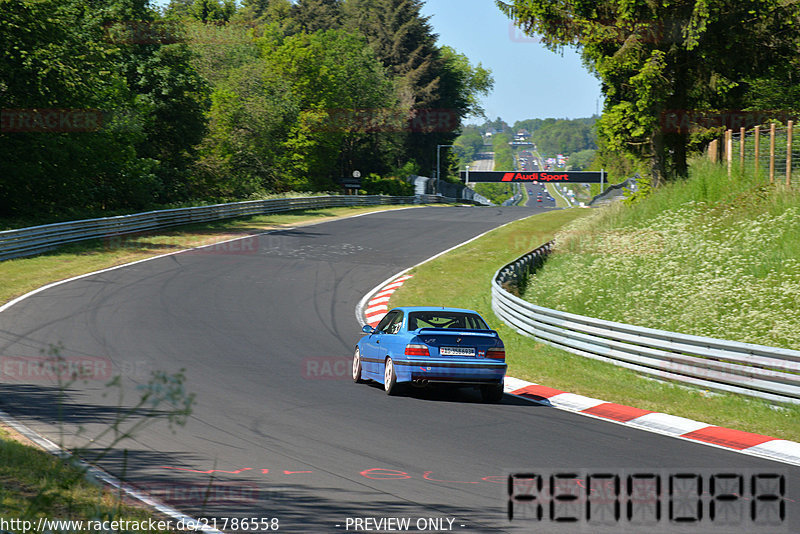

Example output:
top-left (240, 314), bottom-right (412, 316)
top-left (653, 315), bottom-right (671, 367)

top-left (359, 174), bottom-right (414, 196)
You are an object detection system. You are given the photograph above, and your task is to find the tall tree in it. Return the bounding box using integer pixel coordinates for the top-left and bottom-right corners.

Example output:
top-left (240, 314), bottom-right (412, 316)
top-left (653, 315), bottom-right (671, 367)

top-left (292, 0), bottom-right (343, 32)
top-left (193, 59), bottom-right (299, 196)
top-left (344, 0), bottom-right (440, 99)
top-left (257, 29), bottom-right (401, 188)
top-left (344, 0), bottom-right (445, 171)
top-left (436, 46), bottom-right (493, 177)
top-left (187, 0), bottom-right (236, 22)
top-left (236, 0), bottom-right (297, 33)
top-left (497, 0), bottom-right (800, 185)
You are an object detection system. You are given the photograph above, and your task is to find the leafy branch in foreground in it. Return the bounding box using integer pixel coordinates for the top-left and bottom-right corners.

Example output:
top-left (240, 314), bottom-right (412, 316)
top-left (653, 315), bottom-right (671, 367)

top-left (83, 370), bottom-right (195, 464)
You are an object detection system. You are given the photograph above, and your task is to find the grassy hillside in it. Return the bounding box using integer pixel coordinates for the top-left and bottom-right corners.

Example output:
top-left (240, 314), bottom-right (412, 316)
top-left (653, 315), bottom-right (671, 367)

top-left (524, 159), bottom-right (800, 350)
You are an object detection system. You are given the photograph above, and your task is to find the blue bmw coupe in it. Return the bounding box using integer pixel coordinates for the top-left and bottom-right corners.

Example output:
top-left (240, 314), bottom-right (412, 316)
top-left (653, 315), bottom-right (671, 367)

top-left (354, 307), bottom-right (506, 402)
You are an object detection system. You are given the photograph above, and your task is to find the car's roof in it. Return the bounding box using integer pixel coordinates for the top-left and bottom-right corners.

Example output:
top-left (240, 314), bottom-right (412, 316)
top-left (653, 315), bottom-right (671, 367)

top-left (390, 306), bottom-right (481, 314)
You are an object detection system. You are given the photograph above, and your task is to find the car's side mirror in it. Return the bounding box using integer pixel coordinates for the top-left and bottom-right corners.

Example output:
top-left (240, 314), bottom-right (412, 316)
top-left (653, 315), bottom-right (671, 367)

top-left (362, 324), bottom-right (375, 334)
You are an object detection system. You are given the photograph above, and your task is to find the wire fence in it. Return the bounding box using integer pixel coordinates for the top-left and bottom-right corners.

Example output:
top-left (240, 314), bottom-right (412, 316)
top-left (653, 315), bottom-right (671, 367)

top-left (712, 122), bottom-right (799, 186)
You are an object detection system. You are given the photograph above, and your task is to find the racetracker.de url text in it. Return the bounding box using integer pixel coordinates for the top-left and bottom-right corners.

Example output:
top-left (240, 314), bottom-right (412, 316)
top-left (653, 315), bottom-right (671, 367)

top-left (0, 517), bottom-right (280, 533)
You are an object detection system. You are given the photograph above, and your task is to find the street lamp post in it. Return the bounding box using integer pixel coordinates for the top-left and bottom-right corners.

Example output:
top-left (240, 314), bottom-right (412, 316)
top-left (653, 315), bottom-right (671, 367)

top-left (436, 144), bottom-right (454, 195)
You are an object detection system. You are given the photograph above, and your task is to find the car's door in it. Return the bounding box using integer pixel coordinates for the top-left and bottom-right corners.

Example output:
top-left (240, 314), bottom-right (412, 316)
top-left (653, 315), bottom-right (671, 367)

top-left (362, 311), bottom-right (399, 377)
top-left (379, 311), bottom-right (406, 374)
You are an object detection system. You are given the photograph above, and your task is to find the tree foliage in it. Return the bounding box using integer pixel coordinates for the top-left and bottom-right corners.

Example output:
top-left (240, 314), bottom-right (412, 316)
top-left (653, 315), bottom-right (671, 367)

top-left (497, 0), bottom-right (800, 185)
top-left (531, 117), bottom-right (596, 156)
top-left (1, 0), bottom-right (493, 222)
top-left (492, 132), bottom-right (514, 171)
top-left (292, 0), bottom-right (343, 33)
top-left (566, 148), bottom-right (596, 171)
top-left (0, 0), bottom-right (209, 218)
top-left (453, 126), bottom-right (484, 165)
top-left (259, 29), bottom-right (402, 189)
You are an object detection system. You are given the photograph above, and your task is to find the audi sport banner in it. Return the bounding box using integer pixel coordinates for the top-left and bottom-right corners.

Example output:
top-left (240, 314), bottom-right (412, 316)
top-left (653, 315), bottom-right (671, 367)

top-left (459, 170), bottom-right (605, 183)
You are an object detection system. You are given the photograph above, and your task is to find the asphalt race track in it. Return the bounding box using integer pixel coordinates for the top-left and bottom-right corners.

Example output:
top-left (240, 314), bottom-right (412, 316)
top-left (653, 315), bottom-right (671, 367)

top-left (1, 206), bottom-right (798, 533)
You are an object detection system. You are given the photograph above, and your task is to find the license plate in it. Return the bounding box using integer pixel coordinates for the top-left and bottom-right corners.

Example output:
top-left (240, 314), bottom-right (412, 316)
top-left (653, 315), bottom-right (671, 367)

top-left (440, 346), bottom-right (475, 357)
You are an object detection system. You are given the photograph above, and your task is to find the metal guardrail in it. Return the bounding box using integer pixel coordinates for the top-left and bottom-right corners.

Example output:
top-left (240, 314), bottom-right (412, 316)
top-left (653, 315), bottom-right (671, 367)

top-left (493, 242), bottom-right (800, 405)
top-left (0, 194), bottom-right (478, 261)
top-left (589, 175), bottom-right (639, 206)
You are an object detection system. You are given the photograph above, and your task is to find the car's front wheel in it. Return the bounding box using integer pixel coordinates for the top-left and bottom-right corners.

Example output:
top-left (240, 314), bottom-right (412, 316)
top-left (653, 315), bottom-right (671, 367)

top-left (384, 357), bottom-right (402, 396)
top-left (480, 382), bottom-right (504, 403)
top-left (352, 348), bottom-right (365, 383)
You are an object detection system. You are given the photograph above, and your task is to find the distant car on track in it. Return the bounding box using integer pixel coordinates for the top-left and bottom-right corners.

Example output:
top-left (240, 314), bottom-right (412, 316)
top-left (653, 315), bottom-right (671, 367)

top-left (353, 307), bottom-right (506, 402)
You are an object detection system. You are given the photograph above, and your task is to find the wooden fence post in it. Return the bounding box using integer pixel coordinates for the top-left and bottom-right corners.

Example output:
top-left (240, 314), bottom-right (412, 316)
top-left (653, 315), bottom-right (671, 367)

top-left (770, 123), bottom-right (776, 184)
top-left (754, 125), bottom-right (760, 177)
top-left (739, 126), bottom-right (745, 172)
top-left (726, 129), bottom-right (732, 177)
top-left (787, 120), bottom-right (793, 187)
top-left (708, 139), bottom-right (718, 162)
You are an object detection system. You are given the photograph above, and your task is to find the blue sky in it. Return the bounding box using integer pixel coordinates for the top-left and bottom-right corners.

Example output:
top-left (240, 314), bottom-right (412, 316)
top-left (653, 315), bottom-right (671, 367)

top-left (420, 1), bottom-right (603, 126)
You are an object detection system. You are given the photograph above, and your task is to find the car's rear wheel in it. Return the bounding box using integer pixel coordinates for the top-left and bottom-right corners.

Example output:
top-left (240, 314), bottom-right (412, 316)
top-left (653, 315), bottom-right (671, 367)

top-left (352, 347), bottom-right (365, 383)
top-left (481, 382), bottom-right (504, 403)
top-left (384, 357), bottom-right (402, 395)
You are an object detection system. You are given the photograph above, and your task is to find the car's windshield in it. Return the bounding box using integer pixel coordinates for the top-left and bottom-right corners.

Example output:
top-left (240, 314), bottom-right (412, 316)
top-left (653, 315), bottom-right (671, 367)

top-left (408, 312), bottom-right (489, 330)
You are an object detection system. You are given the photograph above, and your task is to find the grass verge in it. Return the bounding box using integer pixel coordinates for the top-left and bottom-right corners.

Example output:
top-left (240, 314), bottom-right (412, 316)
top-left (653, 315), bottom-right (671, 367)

top-left (389, 207), bottom-right (800, 443)
top-left (0, 426), bottom-right (174, 530)
top-left (546, 183), bottom-right (571, 208)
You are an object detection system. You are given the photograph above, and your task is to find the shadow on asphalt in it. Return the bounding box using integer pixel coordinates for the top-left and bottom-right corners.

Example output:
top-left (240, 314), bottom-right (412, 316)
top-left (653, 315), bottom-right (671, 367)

top-left (360, 381), bottom-right (549, 407)
top-left (0, 384), bottom-right (179, 424)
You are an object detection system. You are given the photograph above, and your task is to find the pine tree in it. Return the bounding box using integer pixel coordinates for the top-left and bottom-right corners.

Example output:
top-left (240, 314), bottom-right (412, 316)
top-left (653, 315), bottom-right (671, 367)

top-left (346, 0), bottom-right (440, 108)
top-left (292, 0), bottom-right (344, 33)
top-left (344, 0), bottom-right (447, 172)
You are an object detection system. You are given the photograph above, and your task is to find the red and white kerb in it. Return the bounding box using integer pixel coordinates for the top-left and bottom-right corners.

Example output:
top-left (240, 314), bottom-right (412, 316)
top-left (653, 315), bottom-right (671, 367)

top-left (364, 275), bottom-right (413, 328)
